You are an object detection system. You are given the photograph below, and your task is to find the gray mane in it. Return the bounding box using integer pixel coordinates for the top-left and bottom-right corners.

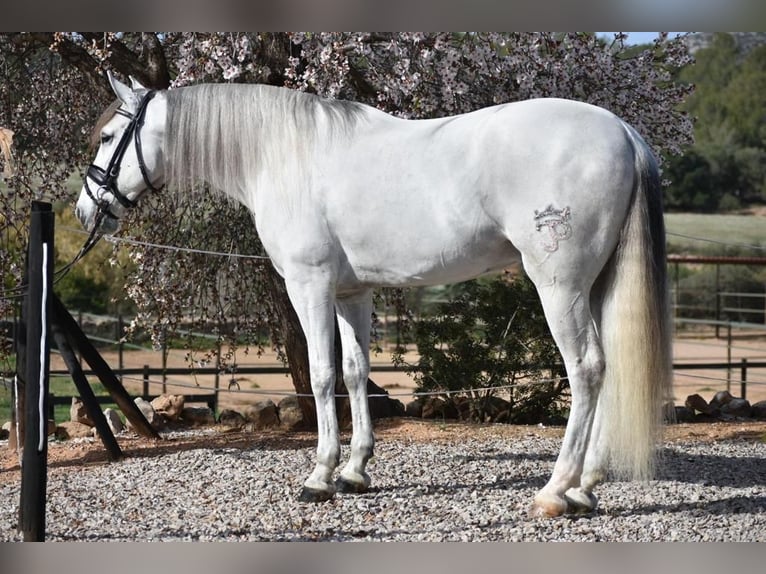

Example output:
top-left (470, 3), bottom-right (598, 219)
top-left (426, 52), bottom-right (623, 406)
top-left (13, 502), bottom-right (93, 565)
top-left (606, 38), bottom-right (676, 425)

top-left (165, 84), bottom-right (365, 198)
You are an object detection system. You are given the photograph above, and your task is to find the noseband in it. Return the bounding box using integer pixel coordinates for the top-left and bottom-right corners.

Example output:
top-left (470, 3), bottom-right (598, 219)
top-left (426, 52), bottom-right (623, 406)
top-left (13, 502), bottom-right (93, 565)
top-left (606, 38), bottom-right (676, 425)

top-left (84, 90), bottom-right (162, 222)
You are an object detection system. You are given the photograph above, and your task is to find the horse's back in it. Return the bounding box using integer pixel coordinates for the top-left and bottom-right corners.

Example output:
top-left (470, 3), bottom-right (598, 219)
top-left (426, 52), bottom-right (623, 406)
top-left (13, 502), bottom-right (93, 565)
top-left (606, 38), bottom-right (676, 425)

top-left (262, 96), bottom-right (639, 292)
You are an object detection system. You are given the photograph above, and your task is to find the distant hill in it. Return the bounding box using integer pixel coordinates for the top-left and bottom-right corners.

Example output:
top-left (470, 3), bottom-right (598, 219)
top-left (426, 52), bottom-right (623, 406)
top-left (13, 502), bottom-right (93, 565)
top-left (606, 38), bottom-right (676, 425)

top-left (684, 32), bottom-right (766, 55)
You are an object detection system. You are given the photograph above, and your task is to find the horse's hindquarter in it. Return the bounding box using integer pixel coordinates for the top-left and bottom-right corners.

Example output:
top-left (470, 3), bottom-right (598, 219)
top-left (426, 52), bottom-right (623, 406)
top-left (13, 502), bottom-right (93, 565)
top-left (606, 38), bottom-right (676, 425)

top-left (477, 99), bottom-right (636, 277)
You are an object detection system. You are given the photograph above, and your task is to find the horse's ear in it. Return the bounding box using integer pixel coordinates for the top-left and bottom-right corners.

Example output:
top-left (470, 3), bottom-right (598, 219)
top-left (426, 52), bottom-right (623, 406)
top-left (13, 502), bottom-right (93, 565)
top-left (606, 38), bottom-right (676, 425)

top-left (107, 70), bottom-right (137, 107)
top-left (129, 75), bottom-right (148, 91)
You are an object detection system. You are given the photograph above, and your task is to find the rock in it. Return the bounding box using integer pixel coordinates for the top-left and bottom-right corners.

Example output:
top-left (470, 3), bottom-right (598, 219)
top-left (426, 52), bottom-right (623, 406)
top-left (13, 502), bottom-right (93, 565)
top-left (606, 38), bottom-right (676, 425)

top-left (218, 409), bottom-right (246, 428)
top-left (685, 394), bottom-right (712, 415)
top-left (103, 408), bottom-right (124, 434)
top-left (243, 400), bottom-right (280, 429)
top-left (751, 400), bottom-right (766, 420)
top-left (454, 397), bottom-right (472, 420)
top-left (674, 406), bottom-right (696, 423)
top-left (721, 398), bottom-right (751, 418)
top-left (277, 396), bottom-right (305, 430)
top-left (181, 406), bottom-right (216, 426)
top-left (56, 421), bottom-right (93, 439)
top-left (709, 390), bottom-right (734, 409)
top-left (369, 395), bottom-right (406, 420)
top-left (70, 397), bottom-right (94, 427)
top-left (151, 394), bottom-right (185, 421)
top-left (1, 421), bottom-right (11, 432)
top-left (482, 396), bottom-right (512, 423)
top-left (133, 397), bottom-right (161, 429)
top-left (366, 379), bottom-right (406, 420)
top-left (405, 399), bottom-right (423, 418)
top-left (421, 397), bottom-right (458, 420)
top-left (47, 419), bottom-right (57, 436)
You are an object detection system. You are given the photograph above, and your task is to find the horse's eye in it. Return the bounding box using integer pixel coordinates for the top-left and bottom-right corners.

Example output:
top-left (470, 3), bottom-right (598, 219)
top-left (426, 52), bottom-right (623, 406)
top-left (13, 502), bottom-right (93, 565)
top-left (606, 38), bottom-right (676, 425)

top-left (101, 133), bottom-right (113, 145)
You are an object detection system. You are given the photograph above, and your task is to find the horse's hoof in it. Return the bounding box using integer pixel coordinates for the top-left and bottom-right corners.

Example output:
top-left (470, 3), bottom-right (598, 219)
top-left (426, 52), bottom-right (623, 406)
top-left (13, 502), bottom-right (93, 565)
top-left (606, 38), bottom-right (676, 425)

top-left (530, 493), bottom-right (568, 518)
top-left (564, 488), bottom-right (598, 514)
top-left (335, 476), bottom-right (369, 494)
top-left (299, 486), bottom-right (335, 503)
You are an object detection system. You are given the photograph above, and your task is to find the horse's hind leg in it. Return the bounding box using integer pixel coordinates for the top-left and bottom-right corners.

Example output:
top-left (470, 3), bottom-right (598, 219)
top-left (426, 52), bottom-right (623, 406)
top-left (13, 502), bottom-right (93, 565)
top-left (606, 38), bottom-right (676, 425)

top-left (564, 288), bottom-right (608, 513)
top-left (524, 267), bottom-right (605, 517)
top-left (334, 290), bottom-right (375, 494)
top-left (563, 401), bottom-right (607, 513)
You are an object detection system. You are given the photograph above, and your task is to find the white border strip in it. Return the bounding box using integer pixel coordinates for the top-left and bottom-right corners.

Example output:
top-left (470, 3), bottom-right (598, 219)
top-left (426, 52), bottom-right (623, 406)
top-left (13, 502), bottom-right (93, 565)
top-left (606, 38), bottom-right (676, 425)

top-left (14, 374), bottom-right (21, 465)
top-left (37, 242), bottom-right (49, 452)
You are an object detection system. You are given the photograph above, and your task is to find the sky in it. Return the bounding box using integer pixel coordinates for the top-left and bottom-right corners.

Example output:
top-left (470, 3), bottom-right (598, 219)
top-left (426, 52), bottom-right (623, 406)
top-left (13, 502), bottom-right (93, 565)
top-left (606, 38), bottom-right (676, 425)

top-left (598, 32), bottom-right (685, 44)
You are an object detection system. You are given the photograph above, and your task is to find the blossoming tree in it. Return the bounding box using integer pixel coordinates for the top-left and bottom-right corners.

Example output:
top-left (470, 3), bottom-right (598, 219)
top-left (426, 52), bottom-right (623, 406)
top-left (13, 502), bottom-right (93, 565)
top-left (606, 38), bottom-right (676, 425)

top-left (0, 32), bottom-right (693, 424)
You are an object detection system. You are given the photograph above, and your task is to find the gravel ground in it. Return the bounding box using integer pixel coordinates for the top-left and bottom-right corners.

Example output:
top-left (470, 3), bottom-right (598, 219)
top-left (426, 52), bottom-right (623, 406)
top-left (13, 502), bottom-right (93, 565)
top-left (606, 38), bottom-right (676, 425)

top-left (1, 423), bottom-right (764, 542)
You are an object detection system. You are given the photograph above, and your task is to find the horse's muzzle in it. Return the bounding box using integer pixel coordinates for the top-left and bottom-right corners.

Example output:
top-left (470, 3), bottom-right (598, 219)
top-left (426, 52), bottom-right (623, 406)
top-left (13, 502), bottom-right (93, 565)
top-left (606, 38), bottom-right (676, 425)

top-left (75, 200), bottom-right (120, 236)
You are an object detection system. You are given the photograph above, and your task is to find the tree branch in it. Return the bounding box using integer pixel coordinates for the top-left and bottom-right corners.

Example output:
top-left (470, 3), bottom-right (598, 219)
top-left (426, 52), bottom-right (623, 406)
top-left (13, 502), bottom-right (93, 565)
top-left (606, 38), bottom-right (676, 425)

top-left (79, 33), bottom-right (170, 90)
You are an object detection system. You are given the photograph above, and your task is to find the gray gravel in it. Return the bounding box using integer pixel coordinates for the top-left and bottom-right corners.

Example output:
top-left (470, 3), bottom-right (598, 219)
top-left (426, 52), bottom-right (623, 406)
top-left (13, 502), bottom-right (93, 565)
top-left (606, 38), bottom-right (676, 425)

top-left (1, 429), bottom-right (764, 541)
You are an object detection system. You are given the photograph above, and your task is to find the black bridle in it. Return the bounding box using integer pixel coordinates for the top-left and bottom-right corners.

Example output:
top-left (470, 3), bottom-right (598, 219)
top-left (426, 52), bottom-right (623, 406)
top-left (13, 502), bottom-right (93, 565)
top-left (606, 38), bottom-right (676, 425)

top-left (62, 90), bottom-right (163, 283)
top-left (83, 90), bottom-right (162, 223)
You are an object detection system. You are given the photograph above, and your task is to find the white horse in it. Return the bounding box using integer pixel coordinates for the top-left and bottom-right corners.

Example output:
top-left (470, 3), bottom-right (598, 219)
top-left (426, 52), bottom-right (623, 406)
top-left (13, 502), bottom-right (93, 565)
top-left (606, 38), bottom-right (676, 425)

top-left (76, 73), bottom-right (672, 517)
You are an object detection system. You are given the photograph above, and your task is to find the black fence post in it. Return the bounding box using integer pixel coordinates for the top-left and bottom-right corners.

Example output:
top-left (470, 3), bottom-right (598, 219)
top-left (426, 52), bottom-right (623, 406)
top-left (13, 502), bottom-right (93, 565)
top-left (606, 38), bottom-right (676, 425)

top-left (19, 200), bottom-right (54, 542)
top-left (117, 314), bottom-right (124, 384)
top-left (161, 328), bottom-right (167, 393)
top-left (50, 313), bottom-right (122, 461)
top-left (214, 342), bottom-right (221, 413)
top-left (50, 294), bottom-right (159, 439)
top-left (740, 358), bottom-right (747, 401)
top-left (726, 323), bottom-right (732, 393)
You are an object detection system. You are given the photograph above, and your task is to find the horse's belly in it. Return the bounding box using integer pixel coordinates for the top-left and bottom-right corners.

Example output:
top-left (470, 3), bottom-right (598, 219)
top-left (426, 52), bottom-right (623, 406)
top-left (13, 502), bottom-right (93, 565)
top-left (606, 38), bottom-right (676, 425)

top-left (338, 236), bottom-right (521, 291)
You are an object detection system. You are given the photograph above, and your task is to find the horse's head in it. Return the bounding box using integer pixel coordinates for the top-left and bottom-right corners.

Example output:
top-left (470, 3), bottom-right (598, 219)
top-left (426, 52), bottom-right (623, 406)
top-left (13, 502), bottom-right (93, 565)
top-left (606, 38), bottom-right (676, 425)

top-left (76, 71), bottom-right (165, 234)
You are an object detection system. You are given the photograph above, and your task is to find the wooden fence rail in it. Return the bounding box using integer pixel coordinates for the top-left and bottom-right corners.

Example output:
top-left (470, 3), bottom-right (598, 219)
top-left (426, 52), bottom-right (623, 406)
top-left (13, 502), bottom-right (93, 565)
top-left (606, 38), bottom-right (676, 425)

top-left (41, 360), bottom-right (766, 416)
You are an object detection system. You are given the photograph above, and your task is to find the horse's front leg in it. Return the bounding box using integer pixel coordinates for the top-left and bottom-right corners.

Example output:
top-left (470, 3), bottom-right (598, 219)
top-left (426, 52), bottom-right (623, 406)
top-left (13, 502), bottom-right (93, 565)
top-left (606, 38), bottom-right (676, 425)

top-left (285, 279), bottom-right (341, 502)
top-left (334, 290), bottom-right (375, 493)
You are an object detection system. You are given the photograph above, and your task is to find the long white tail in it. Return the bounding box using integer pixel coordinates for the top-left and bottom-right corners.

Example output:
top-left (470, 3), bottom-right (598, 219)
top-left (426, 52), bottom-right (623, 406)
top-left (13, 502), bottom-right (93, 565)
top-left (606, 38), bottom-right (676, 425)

top-left (597, 123), bottom-right (673, 480)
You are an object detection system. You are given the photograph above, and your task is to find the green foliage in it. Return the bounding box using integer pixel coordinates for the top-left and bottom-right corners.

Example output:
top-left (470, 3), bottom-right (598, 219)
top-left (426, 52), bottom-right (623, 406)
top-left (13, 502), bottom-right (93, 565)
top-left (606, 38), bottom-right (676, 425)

top-left (664, 212), bottom-right (766, 253)
top-left (55, 269), bottom-right (111, 314)
top-left (394, 274), bottom-right (568, 424)
top-left (665, 33), bottom-right (766, 211)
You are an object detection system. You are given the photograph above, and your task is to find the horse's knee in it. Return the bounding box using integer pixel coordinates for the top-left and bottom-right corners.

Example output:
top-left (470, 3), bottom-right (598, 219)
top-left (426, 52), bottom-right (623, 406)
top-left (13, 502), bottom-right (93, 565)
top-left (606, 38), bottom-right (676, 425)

top-left (310, 364), bottom-right (336, 392)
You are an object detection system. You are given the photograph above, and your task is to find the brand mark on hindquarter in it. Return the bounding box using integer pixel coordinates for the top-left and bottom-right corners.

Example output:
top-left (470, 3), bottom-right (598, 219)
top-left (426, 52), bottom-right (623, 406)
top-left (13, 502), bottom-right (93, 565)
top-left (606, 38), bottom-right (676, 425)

top-left (534, 204), bottom-right (572, 252)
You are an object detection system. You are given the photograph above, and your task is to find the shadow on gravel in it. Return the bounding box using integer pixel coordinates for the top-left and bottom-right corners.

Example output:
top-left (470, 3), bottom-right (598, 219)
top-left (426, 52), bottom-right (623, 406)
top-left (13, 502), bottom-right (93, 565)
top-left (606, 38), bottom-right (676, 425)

top-left (374, 474), bottom-right (547, 498)
top-left (607, 494), bottom-right (766, 518)
top-left (454, 450), bottom-right (557, 464)
top-left (657, 447), bottom-right (765, 488)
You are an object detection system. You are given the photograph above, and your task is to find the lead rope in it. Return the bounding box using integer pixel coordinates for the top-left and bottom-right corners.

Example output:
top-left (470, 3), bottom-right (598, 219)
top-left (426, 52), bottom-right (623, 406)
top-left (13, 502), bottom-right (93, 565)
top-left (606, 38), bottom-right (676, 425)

top-left (0, 210), bottom-right (104, 302)
top-left (52, 214), bottom-right (105, 285)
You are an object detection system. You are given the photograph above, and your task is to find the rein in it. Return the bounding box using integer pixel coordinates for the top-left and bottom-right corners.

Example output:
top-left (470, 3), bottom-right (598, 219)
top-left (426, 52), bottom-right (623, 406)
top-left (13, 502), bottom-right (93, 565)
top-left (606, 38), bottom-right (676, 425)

top-left (83, 90), bottom-right (162, 222)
